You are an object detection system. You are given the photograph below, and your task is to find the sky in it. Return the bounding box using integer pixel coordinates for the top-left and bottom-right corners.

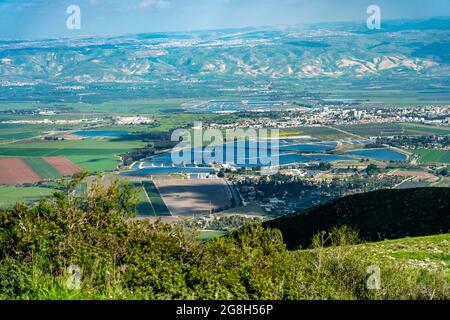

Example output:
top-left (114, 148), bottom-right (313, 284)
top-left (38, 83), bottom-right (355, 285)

top-left (0, 0), bottom-right (449, 39)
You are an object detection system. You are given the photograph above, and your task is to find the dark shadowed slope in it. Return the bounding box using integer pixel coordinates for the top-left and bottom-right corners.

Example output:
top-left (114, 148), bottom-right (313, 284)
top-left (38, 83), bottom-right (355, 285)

top-left (263, 188), bottom-right (450, 250)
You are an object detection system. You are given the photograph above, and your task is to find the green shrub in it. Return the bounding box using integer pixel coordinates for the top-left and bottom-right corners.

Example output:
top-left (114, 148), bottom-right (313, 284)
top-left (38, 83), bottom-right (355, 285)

top-left (0, 176), bottom-right (448, 300)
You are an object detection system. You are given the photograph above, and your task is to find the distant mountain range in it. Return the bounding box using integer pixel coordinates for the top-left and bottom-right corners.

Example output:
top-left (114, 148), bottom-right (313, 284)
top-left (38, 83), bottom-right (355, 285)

top-left (263, 188), bottom-right (450, 250)
top-left (1, 18), bottom-right (449, 86)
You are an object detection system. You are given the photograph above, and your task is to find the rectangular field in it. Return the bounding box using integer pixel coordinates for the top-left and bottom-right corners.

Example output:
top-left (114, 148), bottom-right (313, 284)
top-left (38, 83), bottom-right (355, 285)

top-left (279, 126), bottom-right (352, 140)
top-left (43, 156), bottom-right (81, 176)
top-left (0, 139), bottom-right (146, 173)
top-left (336, 123), bottom-right (406, 137)
top-left (67, 155), bottom-right (120, 173)
top-left (0, 158), bottom-right (41, 185)
top-left (135, 182), bottom-right (157, 217)
top-left (153, 178), bottom-right (233, 217)
top-left (401, 124), bottom-right (450, 136)
top-left (142, 181), bottom-right (171, 216)
top-left (412, 149), bottom-right (450, 164)
top-left (0, 185), bottom-right (55, 208)
top-left (22, 157), bottom-right (62, 179)
top-left (336, 123), bottom-right (450, 138)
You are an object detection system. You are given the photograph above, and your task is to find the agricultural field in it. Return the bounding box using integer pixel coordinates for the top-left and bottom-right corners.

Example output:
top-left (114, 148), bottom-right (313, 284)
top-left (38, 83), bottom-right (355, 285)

top-left (142, 181), bottom-right (171, 216)
top-left (132, 180), bottom-right (172, 217)
top-left (135, 182), bottom-right (157, 216)
top-left (0, 185), bottom-right (55, 209)
top-left (0, 158), bottom-right (41, 184)
top-left (336, 123), bottom-right (450, 138)
top-left (0, 156), bottom-right (81, 185)
top-left (22, 157), bottom-right (61, 179)
top-left (412, 149), bottom-right (450, 164)
top-left (153, 178), bottom-right (234, 217)
top-left (280, 126), bottom-right (352, 140)
top-left (67, 155), bottom-right (120, 173)
top-left (336, 123), bottom-right (406, 137)
top-left (0, 139), bottom-right (147, 173)
top-left (0, 123), bottom-right (61, 143)
top-left (401, 124), bottom-right (450, 136)
top-left (43, 156), bottom-right (81, 176)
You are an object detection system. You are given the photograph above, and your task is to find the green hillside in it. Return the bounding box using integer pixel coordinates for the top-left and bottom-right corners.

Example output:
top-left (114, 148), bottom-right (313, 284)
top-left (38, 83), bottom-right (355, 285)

top-left (264, 188), bottom-right (450, 250)
top-left (0, 179), bottom-right (448, 300)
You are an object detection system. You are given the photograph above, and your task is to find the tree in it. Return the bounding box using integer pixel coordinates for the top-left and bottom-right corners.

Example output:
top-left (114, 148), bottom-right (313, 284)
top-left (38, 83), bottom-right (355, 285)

top-left (365, 164), bottom-right (379, 175)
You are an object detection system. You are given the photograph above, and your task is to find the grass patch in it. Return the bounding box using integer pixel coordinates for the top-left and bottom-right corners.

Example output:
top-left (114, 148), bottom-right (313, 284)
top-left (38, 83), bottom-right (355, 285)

top-left (198, 230), bottom-right (228, 241)
top-left (357, 233), bottom-right (450, 280)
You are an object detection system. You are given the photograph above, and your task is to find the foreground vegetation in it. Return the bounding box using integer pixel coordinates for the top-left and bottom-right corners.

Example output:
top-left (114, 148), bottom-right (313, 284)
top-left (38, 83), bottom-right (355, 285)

top-left (0, 177), bottom-right (448, 300)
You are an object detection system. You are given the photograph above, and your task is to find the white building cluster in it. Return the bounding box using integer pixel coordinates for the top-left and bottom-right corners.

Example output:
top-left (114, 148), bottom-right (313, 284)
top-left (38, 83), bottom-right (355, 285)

top-left (114, 116), bottom-right (154, 125)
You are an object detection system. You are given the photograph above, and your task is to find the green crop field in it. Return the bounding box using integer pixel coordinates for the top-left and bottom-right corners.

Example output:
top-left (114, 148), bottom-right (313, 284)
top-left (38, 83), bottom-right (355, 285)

top-left (0, 139), bottom-right (146, 173)
top-left (22, 157), bottom-right (61, 179)
top-left (412, 149), bottom-right (450, 163)
top-left (336, 123), bottom-right (406, 137)
top-left (402, 124), bottom-right (450, 136)
top-left (336, 123), bottom-right (450, 138)
top-left (282, 126), bottom-right (352, 140)
top-left (67, 155), bottom-right (120, 173)
top-left (0, 186), bottom-right (55, 209)
top-left (143, 181), bottom-right (171, 216)
top-left (135, 183), bottom-right (156, 216)
top-left (0, 123), bottom-right (57, 143)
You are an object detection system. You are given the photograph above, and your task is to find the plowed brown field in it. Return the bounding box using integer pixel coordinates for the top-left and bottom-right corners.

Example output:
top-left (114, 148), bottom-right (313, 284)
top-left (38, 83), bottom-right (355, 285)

top-left (0, 158), bottom-right (41, 185)
top-left (43, 156), bottom-right (81, 176)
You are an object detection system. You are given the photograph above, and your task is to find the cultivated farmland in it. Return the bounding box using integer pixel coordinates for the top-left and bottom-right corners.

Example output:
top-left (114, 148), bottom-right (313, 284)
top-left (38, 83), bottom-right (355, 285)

top-left (0, 158), bottom-right (41, 185)
top-left (23, 157), bottom-right (61, 179)
top-left (154, 178), bottom-right (234, 217)
top-left (142, 181), bottom-right (171, 216)
top-left (412, 149), bottom-right (450, 164)
top-left (135, 183), bottom-right (156, 216)
top-left (0, 139), bottom-right (146, 173)
top-left (0, 185), bottom-right (55, 208)
top-left (43, 156), bottom-right (81, 176)
top-left (336, 123), bottom-right (450, 138)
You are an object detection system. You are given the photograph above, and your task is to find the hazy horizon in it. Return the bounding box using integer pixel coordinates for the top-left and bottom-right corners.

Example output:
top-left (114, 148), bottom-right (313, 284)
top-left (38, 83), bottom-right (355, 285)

top-left (0, 0), bottom-right (449, 40)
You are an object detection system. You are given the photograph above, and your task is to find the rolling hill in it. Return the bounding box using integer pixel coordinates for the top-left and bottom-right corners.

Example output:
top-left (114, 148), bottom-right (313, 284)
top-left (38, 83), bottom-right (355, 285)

top-left (1, 19), bottom-right (449, 86)
top-left (263, 188), bottom-right (450, 249)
